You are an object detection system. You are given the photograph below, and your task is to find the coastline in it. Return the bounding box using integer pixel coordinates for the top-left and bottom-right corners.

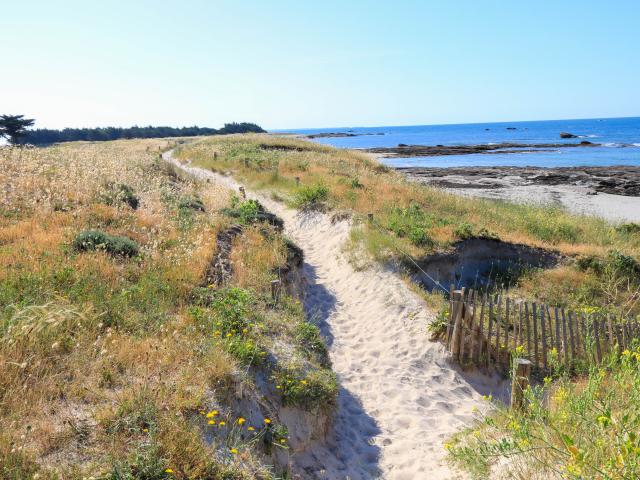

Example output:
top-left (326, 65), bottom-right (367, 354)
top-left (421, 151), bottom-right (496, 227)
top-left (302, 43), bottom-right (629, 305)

top-left (392, 163), bottom-right (640, 223)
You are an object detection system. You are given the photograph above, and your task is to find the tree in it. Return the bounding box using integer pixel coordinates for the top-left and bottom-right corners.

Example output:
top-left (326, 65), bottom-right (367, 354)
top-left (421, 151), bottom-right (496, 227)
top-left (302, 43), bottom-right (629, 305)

top-left (0, 114), bottom-right (35, 145)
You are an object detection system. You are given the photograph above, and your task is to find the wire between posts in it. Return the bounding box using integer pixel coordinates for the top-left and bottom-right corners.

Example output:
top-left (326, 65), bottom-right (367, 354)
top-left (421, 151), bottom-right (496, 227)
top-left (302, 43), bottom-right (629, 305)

top-left (366, 216), bottom-right (451, 294)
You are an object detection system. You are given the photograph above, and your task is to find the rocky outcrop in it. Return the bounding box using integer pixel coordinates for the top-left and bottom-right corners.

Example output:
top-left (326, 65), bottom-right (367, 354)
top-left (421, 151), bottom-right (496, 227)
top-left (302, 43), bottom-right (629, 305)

top-left (396, 165), bottom-right (640, 197)
top-left (367, 141), bottom-right (600, 158)
top-left (307, 132), bottom-right (384, 139)
top-left (560, 132), bottom-right (579, 138)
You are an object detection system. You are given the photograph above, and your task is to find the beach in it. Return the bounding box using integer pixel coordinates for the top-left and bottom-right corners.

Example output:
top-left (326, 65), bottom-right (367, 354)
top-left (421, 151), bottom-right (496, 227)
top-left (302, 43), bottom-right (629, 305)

top-left (393, 164), bottom-right (640, 223)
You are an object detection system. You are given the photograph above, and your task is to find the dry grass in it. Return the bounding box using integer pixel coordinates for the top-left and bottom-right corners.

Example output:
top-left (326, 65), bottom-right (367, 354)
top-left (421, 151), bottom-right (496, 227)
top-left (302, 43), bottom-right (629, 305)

top-left (176, 134), bottom-right (640, 315)
top-left (0, 139), bottom-right (332, 479)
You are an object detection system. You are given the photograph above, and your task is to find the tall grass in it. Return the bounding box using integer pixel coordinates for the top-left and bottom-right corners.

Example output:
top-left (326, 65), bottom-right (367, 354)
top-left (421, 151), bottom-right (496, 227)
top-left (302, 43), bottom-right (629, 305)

top-left (0, 139), bottom-right (334, 478)
top-left (448, 348), bottom-right (640, 479)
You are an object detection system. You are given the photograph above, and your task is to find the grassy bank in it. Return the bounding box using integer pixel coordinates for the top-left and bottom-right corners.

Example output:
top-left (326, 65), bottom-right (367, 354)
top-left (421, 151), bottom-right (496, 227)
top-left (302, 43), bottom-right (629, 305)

top-left (447, 349), bottom-right (640, 479)
top-left (175, 134), bottom-right (640, 317)
top-left (0, 140), bottom-right (335, 478)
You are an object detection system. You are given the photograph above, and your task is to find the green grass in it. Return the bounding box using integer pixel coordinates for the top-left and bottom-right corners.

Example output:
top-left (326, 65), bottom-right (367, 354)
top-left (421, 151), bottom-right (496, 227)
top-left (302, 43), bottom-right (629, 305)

top-left (447, 348), bottom-right (640, 479)
top-left (175, 134), bottom-right (640, 317)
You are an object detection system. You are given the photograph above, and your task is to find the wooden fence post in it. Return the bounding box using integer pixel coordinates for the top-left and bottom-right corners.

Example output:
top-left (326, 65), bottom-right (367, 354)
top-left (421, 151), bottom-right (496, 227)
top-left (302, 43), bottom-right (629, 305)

top-left (450, 290), bottom-right (464, 359)
top-left (540, 306), bottom-right (548, 371)
top-left (532, 303), bottom-right (539, 369)
top-left (270, 279), bottom-right (281, 303)
top-left (511, 358), bottom-right (532, 410)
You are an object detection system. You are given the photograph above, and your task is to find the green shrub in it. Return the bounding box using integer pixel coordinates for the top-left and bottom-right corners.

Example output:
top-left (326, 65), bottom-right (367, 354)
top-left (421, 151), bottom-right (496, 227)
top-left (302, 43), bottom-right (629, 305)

top-left (454, 222), bottom-right (474, 240)
top-left (385, 202), bottom-right (439, 246)
top-left (224, 336), bottom-right (264, 367)
top-left (178, 197), bottom-right (205, 212)
top-left (209, 287), bottom-right (255, 334)
top-left (295, 322), bottom-right (328, 359)
top-left (274, 368), bottom-right (338, 409)
top-left (101, 183), bottom-right (139, 210)
top-left (72, 230), bottom-right (139, 257)
top-left (616, 223), bottom-right (640, 235)
top-left (292, 184), bottom-right (329, 210)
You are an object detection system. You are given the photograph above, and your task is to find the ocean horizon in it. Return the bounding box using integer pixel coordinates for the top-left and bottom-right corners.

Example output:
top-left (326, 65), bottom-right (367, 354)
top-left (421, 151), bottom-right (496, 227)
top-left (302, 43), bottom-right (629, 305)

top-left (279, 116), bottom-right (640, 168)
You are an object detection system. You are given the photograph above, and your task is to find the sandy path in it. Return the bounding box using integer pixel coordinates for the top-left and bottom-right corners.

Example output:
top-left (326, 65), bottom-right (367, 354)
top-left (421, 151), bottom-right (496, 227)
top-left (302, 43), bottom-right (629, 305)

top-left (164, 151), bottom-right (505, 479)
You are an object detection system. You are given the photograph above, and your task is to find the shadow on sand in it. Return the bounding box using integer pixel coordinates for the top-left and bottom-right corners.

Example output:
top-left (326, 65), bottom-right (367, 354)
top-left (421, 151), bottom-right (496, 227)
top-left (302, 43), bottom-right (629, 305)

top-left (296, 260), bottom-right (383, 479)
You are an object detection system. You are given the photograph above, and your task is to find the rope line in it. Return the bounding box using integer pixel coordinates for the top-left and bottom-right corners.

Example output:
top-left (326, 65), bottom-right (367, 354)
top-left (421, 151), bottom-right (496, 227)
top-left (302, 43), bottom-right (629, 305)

top-left (367, 217), bottom-right (452, 294)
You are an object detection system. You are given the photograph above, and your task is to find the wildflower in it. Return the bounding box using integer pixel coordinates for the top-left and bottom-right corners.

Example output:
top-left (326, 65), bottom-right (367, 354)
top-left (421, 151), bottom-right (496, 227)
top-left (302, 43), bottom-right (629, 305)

top-left (208, 420), bottom-right (216, 425)
top-left (206, 410), bottom-right (218, 418)
top-left (226, 332), bottom-right (232, 338)
top-left (247, 426), bottom-right (255, 431)
top-left (242, 328), bottom-right (248, 333)
top-left (276, 385), bottom-right (282, 389)
top-left (237, 417), bottom-right (246, 425)
top-left (301, 380), bottom-right (308, 385)
top-left (230, 448), bottom-right (238, 454)
top-left (142, 428), bottom-right (149, 433)
top-left (165, 468), bottom-right (174, 474)
top-left (280, 438), bottom-right (286, 443)
top-left (218, 421), bottom-right (226, 426)
top-left (264, 418), bottom-right (271, 424)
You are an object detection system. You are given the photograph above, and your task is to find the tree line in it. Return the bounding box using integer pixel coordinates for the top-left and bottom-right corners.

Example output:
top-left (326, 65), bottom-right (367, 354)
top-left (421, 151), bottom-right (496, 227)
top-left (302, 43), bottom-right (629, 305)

top-left (0, 115), bottom-right (265, 145)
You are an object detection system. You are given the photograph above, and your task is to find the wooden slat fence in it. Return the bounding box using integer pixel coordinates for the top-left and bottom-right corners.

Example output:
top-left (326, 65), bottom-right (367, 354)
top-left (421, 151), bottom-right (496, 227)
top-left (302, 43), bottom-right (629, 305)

top-left (446, 289), bottom-right (639, 372)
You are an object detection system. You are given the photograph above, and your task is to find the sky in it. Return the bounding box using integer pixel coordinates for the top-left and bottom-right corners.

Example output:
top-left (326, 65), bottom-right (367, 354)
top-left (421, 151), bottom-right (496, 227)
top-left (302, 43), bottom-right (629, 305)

top-left (1, 0), bottom-right (639, 130)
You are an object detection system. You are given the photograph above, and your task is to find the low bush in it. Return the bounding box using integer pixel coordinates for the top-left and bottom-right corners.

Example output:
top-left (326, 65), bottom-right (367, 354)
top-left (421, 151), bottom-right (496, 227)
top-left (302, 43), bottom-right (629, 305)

top-left (72, 230), bottom-right (139, 257)
top-left (292, 184), bottom-right (329, 210)
top-left (274, 367), bottom-right (338, 409)
top-left (101, 182), bottom-right (139, 209)
top-left (447, 349), bottom-right (640, 479)
top-left (615, 222), bottom-right (640, 235)
top-left (178, 197), bottom-right (205, 212)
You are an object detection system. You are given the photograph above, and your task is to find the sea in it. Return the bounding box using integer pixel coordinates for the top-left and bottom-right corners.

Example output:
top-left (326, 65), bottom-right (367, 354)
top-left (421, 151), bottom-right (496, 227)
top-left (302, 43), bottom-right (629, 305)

top-left (280, 117), bottom-right (640, 168)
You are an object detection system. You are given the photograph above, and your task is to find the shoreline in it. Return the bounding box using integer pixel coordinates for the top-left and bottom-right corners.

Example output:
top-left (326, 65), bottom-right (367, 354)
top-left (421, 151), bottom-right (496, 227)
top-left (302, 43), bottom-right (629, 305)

top-left (395, 165), bottom-right (640, 223)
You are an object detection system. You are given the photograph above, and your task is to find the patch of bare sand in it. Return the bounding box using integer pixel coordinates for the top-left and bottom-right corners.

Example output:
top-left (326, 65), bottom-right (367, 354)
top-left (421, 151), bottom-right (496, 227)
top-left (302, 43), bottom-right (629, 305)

top-left (164, 151), bottom-right (507, 479)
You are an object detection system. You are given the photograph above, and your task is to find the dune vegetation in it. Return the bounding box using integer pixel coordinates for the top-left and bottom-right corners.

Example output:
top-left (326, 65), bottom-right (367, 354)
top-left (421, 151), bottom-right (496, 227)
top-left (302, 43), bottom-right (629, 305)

top-left (0, 139), bottom-right (335, 479)
top-left (173, 133), bottom-right (640, 480)
top-left (175, 134), bottom-right (640, 318)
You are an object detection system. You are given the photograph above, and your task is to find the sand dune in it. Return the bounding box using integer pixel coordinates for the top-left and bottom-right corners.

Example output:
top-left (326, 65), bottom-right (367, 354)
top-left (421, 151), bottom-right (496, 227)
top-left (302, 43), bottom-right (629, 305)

top-left (164, 151), bottom-right (507, 479)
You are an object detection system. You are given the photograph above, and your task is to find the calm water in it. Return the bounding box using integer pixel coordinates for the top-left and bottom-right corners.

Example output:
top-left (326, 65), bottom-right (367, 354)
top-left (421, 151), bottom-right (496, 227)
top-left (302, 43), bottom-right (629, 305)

top-left (280, 117), bottom-right (640, 168)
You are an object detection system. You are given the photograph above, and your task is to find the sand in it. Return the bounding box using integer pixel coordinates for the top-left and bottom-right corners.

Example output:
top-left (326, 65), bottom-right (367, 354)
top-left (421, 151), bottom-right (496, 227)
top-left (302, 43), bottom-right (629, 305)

top-left (452, 183), bottom-right (640, 224)
top-left (164, 151), bottom-right (506, 479)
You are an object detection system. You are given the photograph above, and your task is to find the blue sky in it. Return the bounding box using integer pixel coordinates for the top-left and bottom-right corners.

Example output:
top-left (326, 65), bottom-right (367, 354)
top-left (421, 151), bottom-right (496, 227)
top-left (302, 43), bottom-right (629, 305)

top-left (1, 0), bottom-right (639, 129)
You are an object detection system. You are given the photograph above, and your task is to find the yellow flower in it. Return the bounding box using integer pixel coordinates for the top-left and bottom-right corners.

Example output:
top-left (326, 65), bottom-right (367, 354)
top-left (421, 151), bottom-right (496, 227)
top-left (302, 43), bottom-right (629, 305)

top-left (276, 385), bottom-right (282, 389)
top-left (165, 468), bottom-right (174, 474)
top-left (206, 410), bottom-right (218, 418)
top-left (237, 417), bottom-right (246, 425)
top-left (226, 333), bottom-right (232, 338)
top-left (280, 438), bottom-right (287, 443)
top-left (301, 380), bottom-right (308, 385)
top-left (247, 426), bottom-right (255, 431)
top-left (218, 421), bottom-right (226, 426)
top-left (208, 420), bottom-right (216, 425)
top-left (264, 418), bottom-right (271, 424)
top-left (230, 448), bottom-right (238, 454)
top-left (142, 428), bottom-right (149, 432)
top-left (242, 328), bottom-right (248, 333)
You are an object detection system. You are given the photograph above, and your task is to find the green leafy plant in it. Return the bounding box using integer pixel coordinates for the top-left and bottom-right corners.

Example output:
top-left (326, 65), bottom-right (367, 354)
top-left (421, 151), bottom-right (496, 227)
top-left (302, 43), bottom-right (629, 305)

top-left (72, 230), bottom-right (139, 257)
top-left (292, 184), bottom-right (329, 210)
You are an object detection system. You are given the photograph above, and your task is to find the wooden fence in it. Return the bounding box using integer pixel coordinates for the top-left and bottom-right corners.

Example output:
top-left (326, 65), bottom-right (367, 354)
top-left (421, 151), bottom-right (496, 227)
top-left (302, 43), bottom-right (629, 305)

top-left (446, 288), bottom-right (640, 372)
